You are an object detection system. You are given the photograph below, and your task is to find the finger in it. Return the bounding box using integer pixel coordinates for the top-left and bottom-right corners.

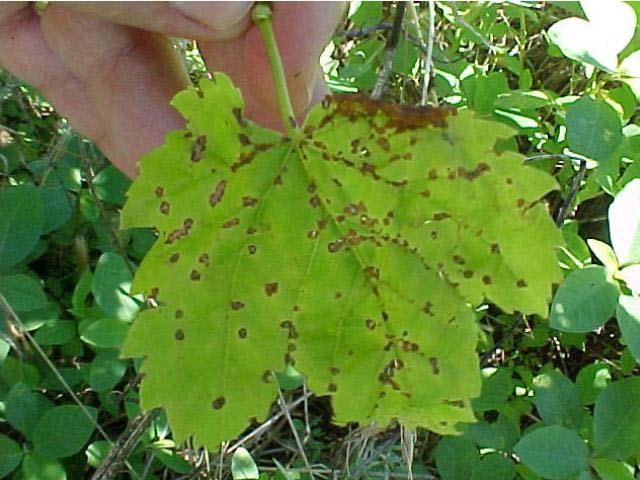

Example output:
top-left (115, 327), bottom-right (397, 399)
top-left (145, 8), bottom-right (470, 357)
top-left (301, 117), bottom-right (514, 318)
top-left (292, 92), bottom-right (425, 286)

top-left (0, 4), bottom-right (103, 141)
top-left (40, 5), bottom-right (190, 177)
top-left (198, 2), bottom-right (345, 130)
top-left (57, 1), bottom-right (252, 40)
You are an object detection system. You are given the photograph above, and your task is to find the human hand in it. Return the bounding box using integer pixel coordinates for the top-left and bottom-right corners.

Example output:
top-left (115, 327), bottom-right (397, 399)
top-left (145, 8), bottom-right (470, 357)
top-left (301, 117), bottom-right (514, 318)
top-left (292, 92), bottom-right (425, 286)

top-left (0, 2), bottom-right (345, 177)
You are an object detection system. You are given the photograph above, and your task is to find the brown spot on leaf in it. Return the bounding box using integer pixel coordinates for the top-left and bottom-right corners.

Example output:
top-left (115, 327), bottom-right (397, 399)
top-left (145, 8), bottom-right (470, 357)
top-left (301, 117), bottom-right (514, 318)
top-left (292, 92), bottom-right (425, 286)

top-left (169, 253), bottom-right (180, 263)
top-left (209, 180), bottom-right (227, 207)
top-left (423, 302), bottom-right (434, 316)
top-left (330, 367), bottom-right (340, 375)
top-left (231, 301), bottom-right (245, 310)
top-left (238, 133), bottom-right (250, 145)
top-left (242, 196), bottom-right (258, 207)
top-left (491, 243), bottom-right (500, 254)
top-left (432, 212), bottom-right (451, 221)
top-left (463, 270), bottom-right (474, 278)
top-left (190, 270), bottom-right (201, 281)
top-left (517, 198), bottom-right (526, 207)
top-left (453, 255), bottom-right (465, 265)
top-left (247, 245), bottom-right (257, 255)
top-left (307, 230), bottom-right (319, 239)
top-left (365, 319), bottom-right (376, 330)
top-left (309, 196), bottom-right (321, 208)
top-left (482, 275), bottom-right (492, 285)
top-left (175, 310), bottom-right (184, 319)
top-left (377, 137), bottom-right (390, 152)
top-left (428, 169), bottom-right (438, 180)
top-left (159, 201), bottom-right (170, 215)
top-left (331, 93), bottom-right (455, 131)
top-left (154, 186), bottom-right (164, 197)
top-left (191, 135), bottom-right (206, 163)
top-left (238, 328), bottom-right (247, 339)
top-left (428, 357), bottom-right (440, 374)
top-left (265, 282), bottom-right (279, 296)
top-left (232, 107), bottom-right (246, 126)
top-left (364, 265), bottom-right (380, 280)
top-left (506, 177), bottom-right (513, 185)
top-left (327, 383), bottom-right (337, 392)
top-left (328, 241), bottom-right (342, 253)
top-left (222, 218), bottom-right (240, 229)
top-left (174, 329), bottom-right (185, 341)
top-left (517, 279), bottom-right (528, 288)
top-left (198, 253), bottom-right (210, 266)
top-left (212, 396), bottom-right (225, 409)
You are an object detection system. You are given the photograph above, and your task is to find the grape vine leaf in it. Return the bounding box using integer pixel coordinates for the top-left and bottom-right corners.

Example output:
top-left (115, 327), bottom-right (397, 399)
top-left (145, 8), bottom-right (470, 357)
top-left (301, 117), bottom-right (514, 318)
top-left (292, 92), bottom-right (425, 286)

top-left (120, 73), bottom-right (562, 448)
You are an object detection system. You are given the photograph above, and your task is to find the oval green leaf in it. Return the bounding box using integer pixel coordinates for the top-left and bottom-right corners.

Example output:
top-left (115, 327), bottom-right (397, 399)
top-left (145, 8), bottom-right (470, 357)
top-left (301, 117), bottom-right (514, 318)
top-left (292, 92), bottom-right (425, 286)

top-left (0, 434), bottom-right (23, 479)
top-left (550, 265), bottom-right (619, 332)
top-left (0, 183), bottom-right (44, 270)
top-left (514, 425), bottom-right (588, 479)
top-left (593, 377), bottom-right (640, 459)
top-left (32, 405), bottom-right (97, 458)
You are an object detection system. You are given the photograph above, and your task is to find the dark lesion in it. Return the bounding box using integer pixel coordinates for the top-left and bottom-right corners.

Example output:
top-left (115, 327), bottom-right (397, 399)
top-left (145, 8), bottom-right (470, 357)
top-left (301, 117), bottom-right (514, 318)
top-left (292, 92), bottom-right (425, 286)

top-left (316, 94), bottom-right (456, 132)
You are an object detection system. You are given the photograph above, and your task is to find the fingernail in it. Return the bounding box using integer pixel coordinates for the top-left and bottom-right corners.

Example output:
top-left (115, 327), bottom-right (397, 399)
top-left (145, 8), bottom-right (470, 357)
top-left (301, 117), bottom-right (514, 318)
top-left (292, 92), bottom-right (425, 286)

top-left (170, 1), bottom-right (252, 31)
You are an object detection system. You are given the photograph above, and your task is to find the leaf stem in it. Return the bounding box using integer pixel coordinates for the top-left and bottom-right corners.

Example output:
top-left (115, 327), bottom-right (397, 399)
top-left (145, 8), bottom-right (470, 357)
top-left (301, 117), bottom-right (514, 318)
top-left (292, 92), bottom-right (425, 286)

top-left (252, 3), bottom-right (299, 139)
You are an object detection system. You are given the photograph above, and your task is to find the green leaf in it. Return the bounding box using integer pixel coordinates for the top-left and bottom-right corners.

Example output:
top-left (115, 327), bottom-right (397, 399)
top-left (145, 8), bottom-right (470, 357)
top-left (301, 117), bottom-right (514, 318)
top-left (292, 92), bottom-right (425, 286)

top-left (93, 165), bottom-right (131, 206)
top-left (33, 405), bottom-right (97, 458)
top-left (617, 295), bottom-right (640, 362)
top-left (85, 441), bottom-right (110, 468)
top-left (0, 434), bottom-right (23, 479)
top-left (593, 377), bottom-right (640, 459)
top-left (33, 320), bottom-right (76, 346)
top-left (575, 362), bottom-right (611, 405)
top-left (121, 74), bottom-right (562, 447)
top-left (434, 436), bottom-right (479, 480)
top-left (21, 452), bottom-right (66, 480)
top-left (0, 274), bottom-right (46, 312)
top-left (533, 370), bottom-right (583, 429)
top-left (92, 252), bottom-right (139, 321)
top-left (39, 173), bottom-right (74, 233)
top-left (513, 425), bottom-right (588, 479)
top-left (89, 349), bottom-right (127, 392)
top-left (472, 368), bottom-right (513, 412)
top-left (473, 72), bottom-right (510, 114)
top-left (609, 179), bottom-right (640, 266)
top-left (5, 383), bottom-right (53, 440)
top-left (547, 0), bottom-right (636, 72)
top-left (462, 413), bottom-right (520, 451)
top-left (80, 318), bottom-right (130, 349)
top-left (565, 97), bottom-right (623, 163)
top-left (470, 453), bottom-right (515, 480)
top-left (591, 458), bottom-right (634, 480)
top-left (274, 363), bottom-right (304, 391)
top-left (586, 240), bottom-right (618, 272)
top-left (549, 266), bottom-right (619, 332)
top-left (0, 183), bottom-right (44, 270)
top-left (231, 447), bottom-right (260, 480)
top-left (154, 449), bottom-right (193, 474)
top-left (0, 357), bottom-right (40, 389)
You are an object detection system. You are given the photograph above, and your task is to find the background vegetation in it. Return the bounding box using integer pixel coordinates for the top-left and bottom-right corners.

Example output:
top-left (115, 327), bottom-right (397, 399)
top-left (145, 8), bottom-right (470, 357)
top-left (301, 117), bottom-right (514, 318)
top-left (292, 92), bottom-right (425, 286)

top-left (1, 1), bottom-right (640, 479)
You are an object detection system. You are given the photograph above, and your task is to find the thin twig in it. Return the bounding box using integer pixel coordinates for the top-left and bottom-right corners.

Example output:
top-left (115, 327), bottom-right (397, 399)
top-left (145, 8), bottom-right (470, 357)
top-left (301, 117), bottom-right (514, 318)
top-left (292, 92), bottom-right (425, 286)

top-left (350, 430), bottom-right (401, 480)
top-left (226, 390), bottom-right (313, 455)
top-left (400, 426), bottom-right (415, 480)
top-left (480, 313), bottom-right (525, 367)
top-left (371, 2), bottom-right (407, 100)
top-left (555, 159), bottom-right (587, 227)
top-left (407, 1), bottom-right (436, 105)
top-left (276, 388), bottom-right (315, 479)
top-left (91, 409), bottom-right (159, 480)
